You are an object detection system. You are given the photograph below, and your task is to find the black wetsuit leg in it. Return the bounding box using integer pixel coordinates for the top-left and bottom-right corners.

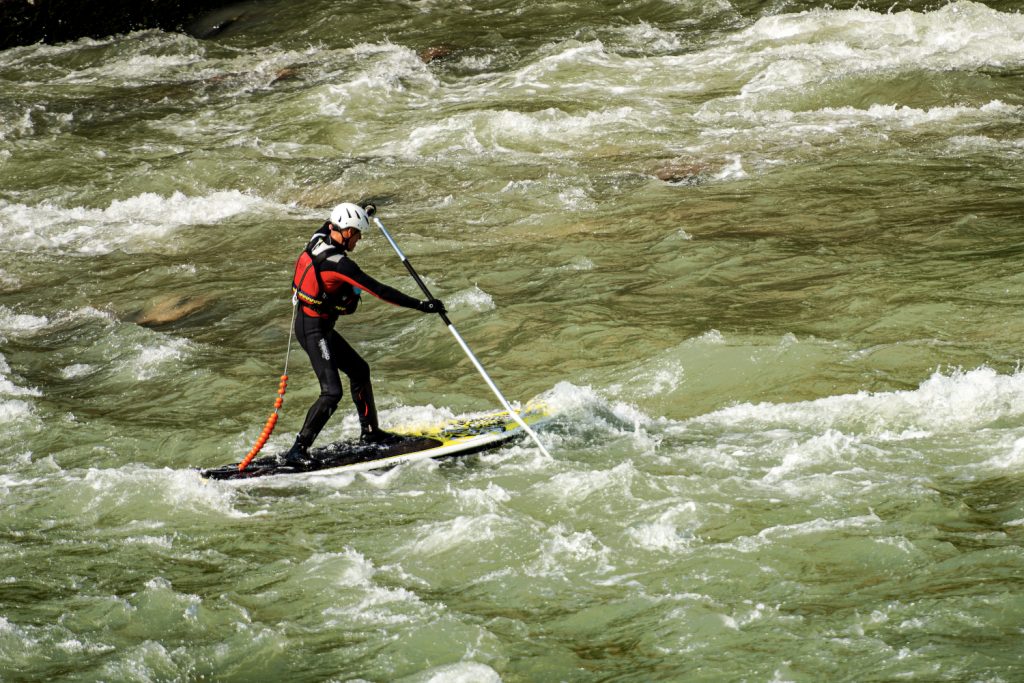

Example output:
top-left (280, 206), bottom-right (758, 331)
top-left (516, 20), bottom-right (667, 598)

top-left (294, 312), bottom-right (378, 447)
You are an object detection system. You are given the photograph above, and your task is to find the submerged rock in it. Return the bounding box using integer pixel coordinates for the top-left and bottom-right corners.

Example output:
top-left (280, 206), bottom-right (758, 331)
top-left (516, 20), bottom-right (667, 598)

top-left (133, 294), bottom-right (211, 327)
top-left (419, 45), bottom-right (458, 64)
top-left (271, 66), bottom-right (301, 84)
top-left (652, 159), bottom-right (712, 185)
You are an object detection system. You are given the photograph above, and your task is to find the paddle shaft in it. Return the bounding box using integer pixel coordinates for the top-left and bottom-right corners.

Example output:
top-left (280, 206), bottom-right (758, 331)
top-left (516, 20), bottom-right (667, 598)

top-left (373, 216), bottom-right (552, 458)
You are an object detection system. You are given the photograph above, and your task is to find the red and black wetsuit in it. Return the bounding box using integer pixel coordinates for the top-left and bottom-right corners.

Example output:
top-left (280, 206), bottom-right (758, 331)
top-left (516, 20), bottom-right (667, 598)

top-left (291, 223), bottom-right (422, 448)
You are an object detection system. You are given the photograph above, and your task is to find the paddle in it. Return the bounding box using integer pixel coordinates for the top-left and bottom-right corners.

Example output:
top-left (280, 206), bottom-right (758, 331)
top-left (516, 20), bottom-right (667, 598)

top-left (369, 210), bottom-right (552, 458)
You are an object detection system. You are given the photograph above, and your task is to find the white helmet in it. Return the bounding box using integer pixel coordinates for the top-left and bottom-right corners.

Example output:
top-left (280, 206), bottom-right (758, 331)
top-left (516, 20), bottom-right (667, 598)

top-left (329, 202), bottom-right (370, 232)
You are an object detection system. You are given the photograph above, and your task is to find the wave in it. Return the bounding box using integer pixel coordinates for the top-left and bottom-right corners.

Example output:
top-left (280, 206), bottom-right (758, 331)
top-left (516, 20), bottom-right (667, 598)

top-left (691, 366), bottom-right (1024, 437)
top-left (0, 190), bottom-right (276, 255)
top-left (715, 1), bottom-right (1024, 95)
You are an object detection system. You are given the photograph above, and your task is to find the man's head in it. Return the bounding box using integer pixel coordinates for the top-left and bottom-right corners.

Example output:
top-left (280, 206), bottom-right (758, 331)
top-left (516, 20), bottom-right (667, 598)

top-left (328, 202), bottom-right (369, 251)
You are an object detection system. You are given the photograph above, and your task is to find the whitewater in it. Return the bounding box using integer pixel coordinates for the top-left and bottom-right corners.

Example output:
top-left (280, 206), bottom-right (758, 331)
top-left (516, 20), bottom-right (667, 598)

top-left (2, 0), bottom-right (1024, 680)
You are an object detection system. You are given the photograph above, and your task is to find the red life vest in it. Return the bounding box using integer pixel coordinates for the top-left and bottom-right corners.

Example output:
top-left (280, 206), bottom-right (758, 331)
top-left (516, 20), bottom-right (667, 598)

top-left (291, 237), bottom-right (359, 317)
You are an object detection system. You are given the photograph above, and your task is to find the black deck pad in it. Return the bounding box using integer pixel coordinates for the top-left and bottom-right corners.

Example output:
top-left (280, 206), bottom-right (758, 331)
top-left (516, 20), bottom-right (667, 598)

top-left (201, 435), bottom-right (443, 480)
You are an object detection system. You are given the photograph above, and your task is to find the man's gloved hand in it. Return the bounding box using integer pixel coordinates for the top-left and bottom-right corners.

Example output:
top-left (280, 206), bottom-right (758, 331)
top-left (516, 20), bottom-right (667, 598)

top-left (358, 201), bottom-right (376, 217)
top-left (419, 299), bottom-right (446, 314)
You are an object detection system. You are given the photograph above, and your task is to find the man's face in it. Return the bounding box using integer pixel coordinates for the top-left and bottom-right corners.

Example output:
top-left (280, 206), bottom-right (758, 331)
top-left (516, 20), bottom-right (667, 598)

top-left (333, 227), bottom-right (362, 251)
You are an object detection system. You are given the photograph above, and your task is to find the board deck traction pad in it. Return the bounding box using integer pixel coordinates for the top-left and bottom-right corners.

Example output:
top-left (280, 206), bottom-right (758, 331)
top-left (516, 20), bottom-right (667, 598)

top-left (201, 403), bottom-right (550, 480)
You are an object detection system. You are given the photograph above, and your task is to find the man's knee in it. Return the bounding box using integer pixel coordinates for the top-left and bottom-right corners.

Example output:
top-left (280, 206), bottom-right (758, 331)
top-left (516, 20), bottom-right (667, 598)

top-left (319, 386), bottom-right (343, 409)
top-left (347, 357), bottom-right (370, 384)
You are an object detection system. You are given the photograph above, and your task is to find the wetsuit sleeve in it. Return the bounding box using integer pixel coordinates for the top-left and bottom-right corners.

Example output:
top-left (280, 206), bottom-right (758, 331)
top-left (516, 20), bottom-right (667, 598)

top-left (324, 258), bottom-right (422, 310)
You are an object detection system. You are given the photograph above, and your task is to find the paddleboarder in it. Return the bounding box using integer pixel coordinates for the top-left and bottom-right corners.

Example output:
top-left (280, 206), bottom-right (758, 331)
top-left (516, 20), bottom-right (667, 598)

top-left (284, 201), bottom-right (445, 465)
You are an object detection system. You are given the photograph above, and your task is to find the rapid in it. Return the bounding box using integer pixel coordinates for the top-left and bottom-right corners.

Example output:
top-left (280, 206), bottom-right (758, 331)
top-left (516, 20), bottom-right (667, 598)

top-left (2, 0), bottom-right (1024, 680)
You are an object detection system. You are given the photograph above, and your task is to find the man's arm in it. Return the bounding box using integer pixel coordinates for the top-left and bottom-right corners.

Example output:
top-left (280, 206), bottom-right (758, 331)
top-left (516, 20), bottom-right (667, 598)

top-left (323, 258), bottom-right (422, 310)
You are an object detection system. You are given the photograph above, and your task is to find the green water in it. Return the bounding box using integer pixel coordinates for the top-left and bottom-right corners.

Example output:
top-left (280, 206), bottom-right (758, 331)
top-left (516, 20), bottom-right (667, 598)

top-left (2, 0), bottom-right (1024, 680)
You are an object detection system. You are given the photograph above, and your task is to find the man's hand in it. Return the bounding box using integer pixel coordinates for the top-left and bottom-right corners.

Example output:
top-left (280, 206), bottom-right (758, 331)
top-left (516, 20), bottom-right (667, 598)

top-left (419, 299), bottom-right (446, 314)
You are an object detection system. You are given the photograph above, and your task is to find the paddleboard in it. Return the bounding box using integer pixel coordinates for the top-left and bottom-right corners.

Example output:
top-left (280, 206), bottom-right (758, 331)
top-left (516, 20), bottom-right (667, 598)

top-left (201, 403), bottom-right (551, 481)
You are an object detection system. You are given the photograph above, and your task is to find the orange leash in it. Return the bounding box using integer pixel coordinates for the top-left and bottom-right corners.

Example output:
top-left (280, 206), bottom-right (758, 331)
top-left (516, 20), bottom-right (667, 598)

top-left (236, 374), bottom-right (288, 470)
top-left (238, 294), bottom-right (299, 471)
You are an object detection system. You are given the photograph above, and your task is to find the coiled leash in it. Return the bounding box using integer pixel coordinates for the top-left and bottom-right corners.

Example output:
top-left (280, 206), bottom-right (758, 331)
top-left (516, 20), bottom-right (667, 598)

top-left (237, 267), bottom-right (309, 471)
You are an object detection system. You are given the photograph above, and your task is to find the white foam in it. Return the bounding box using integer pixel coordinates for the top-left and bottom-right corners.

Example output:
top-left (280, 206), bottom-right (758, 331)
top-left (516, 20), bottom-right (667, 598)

top-left (692, 367), bottom-right (1024, 438)
top-left (560, 256), bottom-right (594, 271)
top-left (60, 52), bottom-right (203, 86)
top-left (628, 503), bottom-right (700, 552)
top-left (451, 52), bottom-right (496, 72)
top-left (451, 286), bottom-right (495, 313)
top-left (714, 154), bottom-right (747, 180)
top-left (763, 429), bottom-right (858, 483)
top-left (0, 616), bottom-right (27, 638)
top-left (131, 337), bottom-right (193, 381)
top-left (720, 2), bottom-right (1024, 96)
top-left (532, 382), bottom-right (658, 448)
top-left (0, 33), bottom-right (127, 70)
top-left (301, 550), bottom-right (378, 586)
top-left (99, 640), bottom-right (177, 681)
top-left (452, 483), bottom-right (512, 514)
top-left (535, 381), bottom-right (605, 414)
top-left (982, 436), bottom-right (1024, 470)
top-left (430, 194), bottom-right (455, 209)
top-left (395, 2), bottom-right (1022, 122)
top-left (347, 42), bottom-right (439, 93)
top-left (500, 179), bottom-right (538, 194)
top-left (60, 364), bottom-right (96, 380)
top-left (0, 307), bottom-right (49, 336)
top-left (0, 306), bottom-right (114, 344)
top-left (74, 638), bottom-right (116, 655)
top-left (387, 404), bottom-right (458, 434)
top-left (0, 354), bottom-right (40, 398)
top-left (0, 398), bottom-right (35, 422)
top-left (558, 186), bottom-right (596, 211)
top-left (839, 101), bottom-right (1015, 127)
top-left (376, 106), bottom-right (640, 158)
top-left (695, 101), bottom-right (1021, 147)
top-left (619, 21), bottom-right (684, 54)
top-left (947, 133), bottom-right (1024, 156)
top-left (400, 662), bottom-right (501, 683)
top-left (403, 514), bottom-right (511, 556)
top-left (316, 549), bottom-right (438, 627)
top-left (78, 467), bottom-right (250, 519)
top-left (627, 360), bottom-right (684, 399)
top-left (312, 43), bottom-right (438, 119)
top-left (0, 105), bottom-right (36, 141)
top-left (699, 329), bottom-right (725, 344)
top-left (730, 513), bottom-right (882, 553)
top-left (528, 524), bottom-right (614, 577)
top-left (534, 462), bottom-right (636, 505)
top-left (512, 40), bottom-right (611, 89)
top-left (0, 190), bottom-right (273, 255)
top-left (126, 535), bottom-right (173, 549)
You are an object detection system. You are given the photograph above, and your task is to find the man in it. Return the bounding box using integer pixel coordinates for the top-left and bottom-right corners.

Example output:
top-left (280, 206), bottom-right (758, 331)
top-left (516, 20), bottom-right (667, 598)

top-left (284, 201), bottom-right (445, 465)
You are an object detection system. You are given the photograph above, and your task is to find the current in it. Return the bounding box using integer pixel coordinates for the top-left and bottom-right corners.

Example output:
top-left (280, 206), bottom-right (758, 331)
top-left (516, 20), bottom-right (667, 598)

top-left (2, 1), bottom-right (1024, 680)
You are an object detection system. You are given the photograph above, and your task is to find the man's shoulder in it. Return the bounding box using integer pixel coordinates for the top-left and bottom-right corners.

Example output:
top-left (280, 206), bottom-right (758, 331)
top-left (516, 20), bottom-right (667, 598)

top-left (316, 247), bottom-right (359, 271)
top-left (304, 224), bottom-right (329, 246)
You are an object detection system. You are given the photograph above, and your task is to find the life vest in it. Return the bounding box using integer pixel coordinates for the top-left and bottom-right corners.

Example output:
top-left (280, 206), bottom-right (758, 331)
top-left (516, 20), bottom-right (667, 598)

top-left (292, 236), bottom-right (359, 316)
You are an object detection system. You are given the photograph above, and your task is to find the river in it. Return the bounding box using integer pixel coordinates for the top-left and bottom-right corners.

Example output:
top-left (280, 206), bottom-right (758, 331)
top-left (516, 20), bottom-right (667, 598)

top-left (2, 0), bottom-right (1024, 680)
